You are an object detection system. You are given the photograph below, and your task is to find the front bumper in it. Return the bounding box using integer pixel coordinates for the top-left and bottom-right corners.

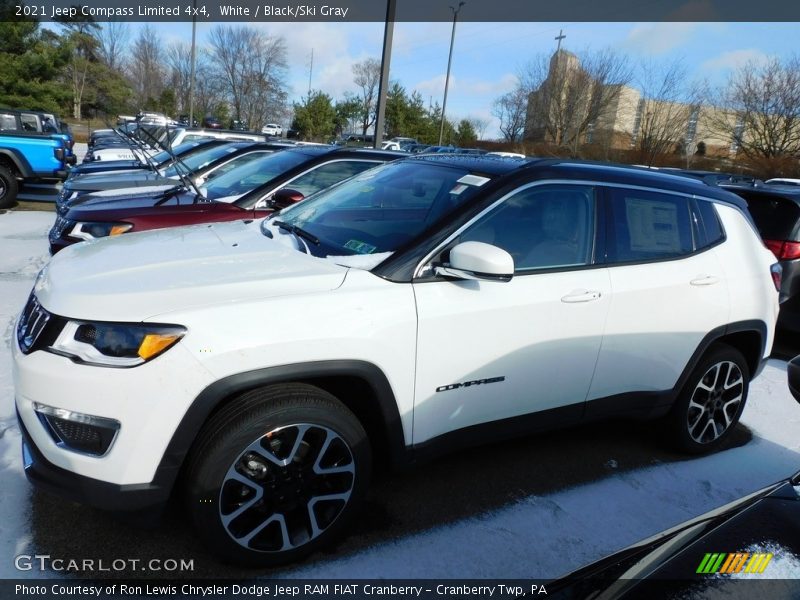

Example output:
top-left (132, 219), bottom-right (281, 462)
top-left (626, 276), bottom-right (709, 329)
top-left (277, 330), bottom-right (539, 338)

top-left (13, 323), bottom-right (216, 494)
top-left (18, 411), bottom-right (171, 511)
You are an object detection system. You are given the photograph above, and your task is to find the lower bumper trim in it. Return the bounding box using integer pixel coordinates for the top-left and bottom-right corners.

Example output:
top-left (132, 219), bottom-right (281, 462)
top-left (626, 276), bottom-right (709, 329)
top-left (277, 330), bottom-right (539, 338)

top-left (17, 409), bottom-right (174, 512)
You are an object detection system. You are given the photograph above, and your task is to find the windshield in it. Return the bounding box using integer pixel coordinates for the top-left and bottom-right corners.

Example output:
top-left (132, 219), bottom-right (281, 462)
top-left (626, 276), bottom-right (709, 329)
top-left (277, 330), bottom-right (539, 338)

top-left (162, 143), bottom-right (241, 178)
top-left (263, 161), bottom-right (488, 262)
top-left (152, 141), bottom-right (210, 166)
top-left (205, 150), bottom-right (310, 200)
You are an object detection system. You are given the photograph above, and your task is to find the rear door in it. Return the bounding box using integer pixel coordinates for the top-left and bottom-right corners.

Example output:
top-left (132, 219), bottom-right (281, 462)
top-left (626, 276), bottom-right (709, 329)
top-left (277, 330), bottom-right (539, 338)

top-left (586, 186), bottom-right (730, 406)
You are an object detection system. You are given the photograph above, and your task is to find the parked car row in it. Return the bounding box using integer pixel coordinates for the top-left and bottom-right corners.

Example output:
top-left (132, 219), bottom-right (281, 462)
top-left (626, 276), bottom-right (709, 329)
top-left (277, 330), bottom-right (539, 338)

top-left (51, 142), bottom-right (402, 253)
top-left (13, 141), bottom-right (789, 571)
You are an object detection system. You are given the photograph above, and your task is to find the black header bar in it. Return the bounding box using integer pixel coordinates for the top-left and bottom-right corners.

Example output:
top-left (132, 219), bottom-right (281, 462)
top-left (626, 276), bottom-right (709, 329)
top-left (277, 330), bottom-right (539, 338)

top-left (6, 0), bottom-right (800, 23)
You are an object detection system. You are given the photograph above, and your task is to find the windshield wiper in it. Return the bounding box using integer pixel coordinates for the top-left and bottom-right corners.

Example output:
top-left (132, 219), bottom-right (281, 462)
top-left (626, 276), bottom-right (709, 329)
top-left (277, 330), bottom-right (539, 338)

top-left (273, 220), bottom-right (320, 246)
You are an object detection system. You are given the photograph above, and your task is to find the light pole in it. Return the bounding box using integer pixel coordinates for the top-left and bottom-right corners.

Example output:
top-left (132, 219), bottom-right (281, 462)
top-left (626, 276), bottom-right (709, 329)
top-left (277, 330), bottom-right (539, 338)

top-left (188, 0), bottom-right (197, 128)
top-left (438, 1), bottom-right (465, 146)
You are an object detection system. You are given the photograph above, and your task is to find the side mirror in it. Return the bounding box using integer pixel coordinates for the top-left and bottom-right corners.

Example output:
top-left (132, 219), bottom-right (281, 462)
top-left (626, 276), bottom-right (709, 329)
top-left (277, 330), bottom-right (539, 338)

top-left (435, 241), bottom-right (514, 282)
top-left (271, 188), bottom-right (305, 210)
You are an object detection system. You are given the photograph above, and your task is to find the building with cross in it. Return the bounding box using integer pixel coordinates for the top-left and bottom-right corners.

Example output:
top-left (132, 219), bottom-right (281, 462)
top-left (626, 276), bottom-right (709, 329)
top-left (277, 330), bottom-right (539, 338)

top-left (523, 46), bottom-right (741, 158)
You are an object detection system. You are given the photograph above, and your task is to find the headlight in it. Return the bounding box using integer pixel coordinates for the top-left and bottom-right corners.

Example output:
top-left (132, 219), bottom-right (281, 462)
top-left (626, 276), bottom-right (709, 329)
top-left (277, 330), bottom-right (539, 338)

top-left (49, 321), bottom-right (185, 367)
top-left (67, 221), bottom-right (133, 241)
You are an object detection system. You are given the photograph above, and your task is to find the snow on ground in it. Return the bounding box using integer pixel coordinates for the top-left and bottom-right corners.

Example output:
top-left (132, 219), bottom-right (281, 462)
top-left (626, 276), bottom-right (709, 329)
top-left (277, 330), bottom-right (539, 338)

top-left (0, 210), bottom-right (798, 581)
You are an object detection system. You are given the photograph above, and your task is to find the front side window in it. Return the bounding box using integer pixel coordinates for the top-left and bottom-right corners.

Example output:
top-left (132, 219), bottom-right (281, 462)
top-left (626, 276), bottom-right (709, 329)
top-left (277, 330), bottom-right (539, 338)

top-left (607, 188), bottom-right (693, 262)
top-left (458, 184), bottom-right (596, 271)
top-left (20, 114), bottom-right (40, 132)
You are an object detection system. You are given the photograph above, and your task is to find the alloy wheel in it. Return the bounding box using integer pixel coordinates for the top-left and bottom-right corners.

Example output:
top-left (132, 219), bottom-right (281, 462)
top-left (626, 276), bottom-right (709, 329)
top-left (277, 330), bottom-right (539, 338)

top-left (686, 360), bottom-right (744, 444)
top-left (218, 423), bottom-right (356, 552)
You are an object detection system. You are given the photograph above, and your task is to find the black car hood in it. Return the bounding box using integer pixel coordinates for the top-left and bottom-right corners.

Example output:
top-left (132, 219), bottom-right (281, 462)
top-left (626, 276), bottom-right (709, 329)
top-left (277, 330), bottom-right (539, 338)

top-left (548, 473), bottom-right (800, 598)
top-left (66, 188), bottom-right (199, 215)
top-left (68, 160), bottom-right (150, 176)
top-left (65, 170), bottom-right (175, 192)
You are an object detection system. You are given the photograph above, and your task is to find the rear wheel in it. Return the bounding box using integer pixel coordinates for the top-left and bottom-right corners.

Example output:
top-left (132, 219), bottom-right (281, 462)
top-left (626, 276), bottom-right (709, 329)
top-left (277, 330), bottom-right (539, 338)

top-left (0, 165), bottom-right (19, 209)
top-left (667, 344), bottom-right (749, 454)
top-left (184, 383), bottom-right (371, 566)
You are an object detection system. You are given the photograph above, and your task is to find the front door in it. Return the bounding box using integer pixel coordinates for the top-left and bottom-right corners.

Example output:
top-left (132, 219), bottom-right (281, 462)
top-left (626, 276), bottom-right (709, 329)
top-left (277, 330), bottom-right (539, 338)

top-left (412, 183), bottom-right (611, 444)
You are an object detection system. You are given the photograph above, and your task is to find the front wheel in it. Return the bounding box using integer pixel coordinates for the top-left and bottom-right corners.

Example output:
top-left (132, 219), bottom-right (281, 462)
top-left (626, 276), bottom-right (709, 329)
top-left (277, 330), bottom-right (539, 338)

top-left (184, 384), bottom-right (371, 566)
top-left (666, 344), bottom-right (750, 454)
top-left (0, 165), bottom-right (19, 209)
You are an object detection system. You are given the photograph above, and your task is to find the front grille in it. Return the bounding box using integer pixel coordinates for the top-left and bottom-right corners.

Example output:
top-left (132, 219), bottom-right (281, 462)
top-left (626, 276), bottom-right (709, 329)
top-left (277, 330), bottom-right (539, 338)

top-left (51, 217), bottom-right (65, 240)
top-left (17, 295), bottom-right (51, 354)
top-left (56, 188), bottom-right (70, 215)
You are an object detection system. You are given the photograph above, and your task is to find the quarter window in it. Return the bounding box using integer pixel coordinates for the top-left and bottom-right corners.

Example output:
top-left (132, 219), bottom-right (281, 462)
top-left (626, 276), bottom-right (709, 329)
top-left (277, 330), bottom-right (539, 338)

top-left (694, 200), bottom-right (725, 249)
top-left (459, 184), bottom-right (596, 272)
top-left (607, 188), bottom-right (693, 262)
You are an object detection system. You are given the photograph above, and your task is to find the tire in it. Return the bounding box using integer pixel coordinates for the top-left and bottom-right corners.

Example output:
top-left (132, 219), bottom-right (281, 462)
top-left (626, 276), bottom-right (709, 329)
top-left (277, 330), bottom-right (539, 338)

top-left (0, 165), bottom-right (19, 209)
top-left (666, 343), bottom-right (750, 454)
top-left (184, 383), bottom-right (371, 567)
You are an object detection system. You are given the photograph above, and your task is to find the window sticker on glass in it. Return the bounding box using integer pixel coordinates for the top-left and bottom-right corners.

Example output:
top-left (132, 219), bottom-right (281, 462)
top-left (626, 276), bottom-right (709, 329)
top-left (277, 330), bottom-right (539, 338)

top-left (626, 197), bottom-right (681, 253)
top-left (344, 240), bottom-right (377, 254)
top-left (456, 174), bottom-right (491, 187)
top-left (449, 183), bottom-right (468, 195)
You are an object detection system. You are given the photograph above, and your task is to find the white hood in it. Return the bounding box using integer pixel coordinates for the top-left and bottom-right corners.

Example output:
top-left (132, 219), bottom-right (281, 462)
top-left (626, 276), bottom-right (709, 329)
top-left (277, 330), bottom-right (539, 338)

top-left (36, 220), bottom-right (348, 321)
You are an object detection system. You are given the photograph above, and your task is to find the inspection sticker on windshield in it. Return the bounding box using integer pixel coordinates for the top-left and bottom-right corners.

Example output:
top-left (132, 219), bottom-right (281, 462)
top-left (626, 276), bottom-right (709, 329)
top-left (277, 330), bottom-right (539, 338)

top-left (457, 174), bottom-right (491, 187)
top-left (344, 239), bottom-right (377, 254)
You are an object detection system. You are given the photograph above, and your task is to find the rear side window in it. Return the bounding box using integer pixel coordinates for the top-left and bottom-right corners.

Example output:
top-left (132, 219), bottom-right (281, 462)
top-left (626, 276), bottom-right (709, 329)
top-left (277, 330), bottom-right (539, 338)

top-left (0, 113), bottom-right (17, 130)
top-left (607, 188), bottom-right (693, 262)
top-left (737, 191), bottom-right (800, 242)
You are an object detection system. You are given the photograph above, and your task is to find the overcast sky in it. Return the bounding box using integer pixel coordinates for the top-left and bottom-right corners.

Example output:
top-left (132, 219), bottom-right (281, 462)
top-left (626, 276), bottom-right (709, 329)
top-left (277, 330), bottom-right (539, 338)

top-left (120, 21), bottom-right (799, 137)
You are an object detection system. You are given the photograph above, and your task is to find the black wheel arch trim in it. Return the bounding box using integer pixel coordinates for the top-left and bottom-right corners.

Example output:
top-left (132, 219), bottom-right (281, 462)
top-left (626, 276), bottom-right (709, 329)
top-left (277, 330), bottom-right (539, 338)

top-left (154, 360), bottom-right (408, 494)
top-left (580, 320), bottom-right (768, 422)
top-left (665, 319), bottom-right (767, 405)
top-left (0, 148), bottom-right (33, 178)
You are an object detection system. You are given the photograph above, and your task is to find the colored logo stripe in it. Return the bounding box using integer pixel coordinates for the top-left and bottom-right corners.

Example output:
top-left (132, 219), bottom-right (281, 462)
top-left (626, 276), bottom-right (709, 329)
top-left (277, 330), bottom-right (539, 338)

top-left (745, 553), bottom-right (774, 573)
top-left (697, 552), bottom-right (773, 574)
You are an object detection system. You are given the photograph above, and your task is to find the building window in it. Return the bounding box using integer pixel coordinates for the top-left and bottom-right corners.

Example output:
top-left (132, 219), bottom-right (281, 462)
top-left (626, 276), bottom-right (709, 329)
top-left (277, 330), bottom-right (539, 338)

top-left (730, 118), bottom-right (745, 154)
top-left (685, 107), bottom-right (699, 144)
top-left (630, 99), bottom-right (645, 146)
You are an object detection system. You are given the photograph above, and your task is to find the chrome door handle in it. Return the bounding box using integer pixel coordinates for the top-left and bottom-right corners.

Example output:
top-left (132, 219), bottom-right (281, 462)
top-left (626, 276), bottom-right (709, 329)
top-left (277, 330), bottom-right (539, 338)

top-left (561, 290), bottom-right (602, 303)
top-left (690, 275), bottom-right (720, 286)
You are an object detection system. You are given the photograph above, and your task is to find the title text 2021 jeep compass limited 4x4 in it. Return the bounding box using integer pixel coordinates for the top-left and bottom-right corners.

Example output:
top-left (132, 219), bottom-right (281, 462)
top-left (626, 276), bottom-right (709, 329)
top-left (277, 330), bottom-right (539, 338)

top-left (14, 156), bottom-right (780, 566)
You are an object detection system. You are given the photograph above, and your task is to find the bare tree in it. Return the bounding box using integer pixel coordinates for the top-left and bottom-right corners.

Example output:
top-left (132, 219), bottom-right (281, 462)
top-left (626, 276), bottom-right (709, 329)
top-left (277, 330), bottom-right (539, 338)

top-left (468, 116), bottom-right (490, 140)
top-left (208, 25), bottom-right (288, 129)
top-left (492, 87), bottom-right (527, 142)
top-left (166, 42), bottom-right (195, 115)
top-left (710, 55), bottom-right (800, 160)
top-left (97, 22), bottom-right (129, 71)
top-left (128, 25), bottom-right (165, 109)
top-left (352, 58), bottom-right (381, 136)
top-left (633, 59), bottom-right (701, 166)
top-left (522, 49), bottom-right (632, 152)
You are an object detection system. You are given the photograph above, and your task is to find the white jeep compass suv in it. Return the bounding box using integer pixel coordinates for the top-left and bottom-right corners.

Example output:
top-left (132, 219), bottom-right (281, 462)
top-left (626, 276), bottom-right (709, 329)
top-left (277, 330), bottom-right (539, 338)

top-left (14, 157), bottom-right (781, 566)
